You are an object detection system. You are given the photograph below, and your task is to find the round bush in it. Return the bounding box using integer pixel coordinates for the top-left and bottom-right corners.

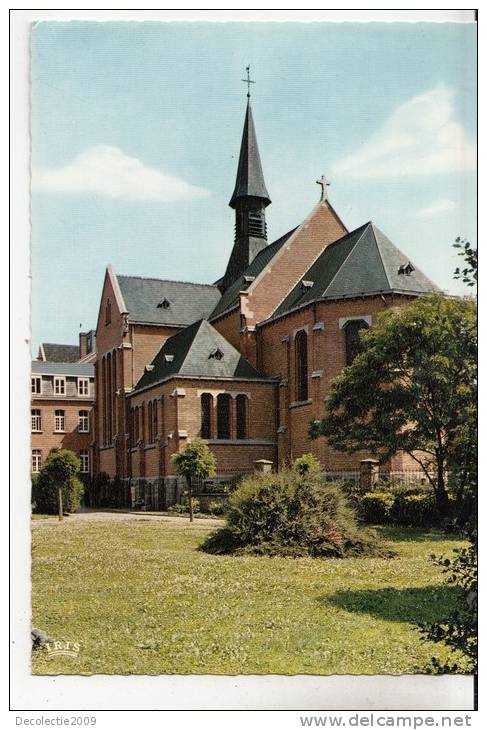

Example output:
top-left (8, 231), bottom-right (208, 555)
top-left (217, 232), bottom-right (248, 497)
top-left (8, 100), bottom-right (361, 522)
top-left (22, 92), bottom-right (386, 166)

top-left (31, 449), bottom-right (84, 515)
top-left (200, 468), bottom-right (391, 558)
top-left (358, 491), bottom-right (395, 524)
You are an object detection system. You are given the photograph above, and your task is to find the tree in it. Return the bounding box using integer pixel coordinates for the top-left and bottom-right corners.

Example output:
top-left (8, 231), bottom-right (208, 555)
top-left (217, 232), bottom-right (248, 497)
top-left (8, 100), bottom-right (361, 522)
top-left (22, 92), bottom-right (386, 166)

top-left (311, 294), bottom-right (476, 516)
top-left (32, 448), bottom-right (84, 517)
top-left (172, 438), bottom-right (216, 522)
top-left (453, 237), bottom-right (477, 288)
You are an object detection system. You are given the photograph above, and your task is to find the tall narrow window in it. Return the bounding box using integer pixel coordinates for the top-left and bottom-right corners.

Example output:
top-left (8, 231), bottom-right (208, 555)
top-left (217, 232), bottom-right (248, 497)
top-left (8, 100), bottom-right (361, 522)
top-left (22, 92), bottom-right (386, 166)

top-left (236, 394), bottom-right (247, 439)
top-left (31, 409), bottom-right (42, 432)
top-left (32, 449), bottom-right (42, 473)
top-left (78, 378), bottom-right (89, 397)
top-left (200, 393), bottom-right (212, 439)
top-left (295, 330), bottom-right (308, 402)
top-left (152, 400), bottom-right (158, 441)
top-left (105, 299), bottom-right (111, 325)
top-left (148, 401), bottom-right (153, 443)
top-left (54, 409), bottom-right (65, 432)
top-left (134, 406), bottom-right (140, 443)
top-left (130, 408), bottom-right (135, 447)
top-left (344, 320), bottom-right (369, 366)
top-left (54, 377), bottom-right (65, 396)
top-left (217, 393), bottom-right (231, 439)
top-left (31, 376), bottom-right (41, 395)
top-left (78, 410), bottom-right (89, 433)
top-left (106, 353), bottom-right (112, 443)
top-left (79, 450), bottom-right (89, 474)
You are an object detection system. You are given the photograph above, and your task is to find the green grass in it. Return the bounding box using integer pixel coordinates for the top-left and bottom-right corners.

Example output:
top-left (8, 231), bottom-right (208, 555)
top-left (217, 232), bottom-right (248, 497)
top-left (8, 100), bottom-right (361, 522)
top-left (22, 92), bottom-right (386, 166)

top-left (31, 518), bottom-right (467, 675)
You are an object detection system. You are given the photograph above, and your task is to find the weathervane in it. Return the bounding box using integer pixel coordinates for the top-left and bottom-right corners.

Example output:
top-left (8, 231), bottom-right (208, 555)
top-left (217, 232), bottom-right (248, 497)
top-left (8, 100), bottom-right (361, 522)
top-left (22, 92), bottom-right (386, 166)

top-left (316, 174), bottom-right (331, 201)
top-left (242, 65), bottom-right (255, 98)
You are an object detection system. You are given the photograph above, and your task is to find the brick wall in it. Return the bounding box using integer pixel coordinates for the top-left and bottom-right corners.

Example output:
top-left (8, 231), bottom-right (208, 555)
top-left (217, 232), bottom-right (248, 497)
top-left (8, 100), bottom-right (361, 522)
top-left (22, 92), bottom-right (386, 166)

top-left (31, 398), bottom-right (94, 475)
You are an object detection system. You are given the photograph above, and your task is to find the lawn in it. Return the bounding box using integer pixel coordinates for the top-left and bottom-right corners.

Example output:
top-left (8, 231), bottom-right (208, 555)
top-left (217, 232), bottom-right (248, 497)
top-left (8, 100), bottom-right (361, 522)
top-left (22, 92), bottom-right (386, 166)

top-left (31, 516), bottom-right (468, 675)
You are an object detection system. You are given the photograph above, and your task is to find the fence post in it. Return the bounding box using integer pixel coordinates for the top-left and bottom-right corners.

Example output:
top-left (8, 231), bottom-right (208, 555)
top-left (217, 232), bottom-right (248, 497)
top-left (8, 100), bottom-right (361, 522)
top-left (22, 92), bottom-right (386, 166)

top-left (359, 459), bottom-right (380, 491)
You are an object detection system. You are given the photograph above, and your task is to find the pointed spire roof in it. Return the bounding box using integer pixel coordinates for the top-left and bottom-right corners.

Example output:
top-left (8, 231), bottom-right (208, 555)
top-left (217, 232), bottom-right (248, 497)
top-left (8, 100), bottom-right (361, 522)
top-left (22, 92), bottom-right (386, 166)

top-left (229, 100), bottom-right (271, 208)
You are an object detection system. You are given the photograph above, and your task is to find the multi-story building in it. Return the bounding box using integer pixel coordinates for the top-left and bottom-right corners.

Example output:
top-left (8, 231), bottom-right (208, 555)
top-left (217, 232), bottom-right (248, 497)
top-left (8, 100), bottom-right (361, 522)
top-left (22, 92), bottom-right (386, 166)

top-left (31, 358), bottom-right (95, 477)
top-left (92, 94), bottom-right (440, 509)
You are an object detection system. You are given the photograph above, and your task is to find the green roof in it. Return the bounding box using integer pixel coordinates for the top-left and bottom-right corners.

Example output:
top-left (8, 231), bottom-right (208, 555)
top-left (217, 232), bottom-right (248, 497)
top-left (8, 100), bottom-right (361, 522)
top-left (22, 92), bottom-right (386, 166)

top-left (273, 222), bottom-right (440, 317)
top-left (134, 319), bottom-right (269, 392)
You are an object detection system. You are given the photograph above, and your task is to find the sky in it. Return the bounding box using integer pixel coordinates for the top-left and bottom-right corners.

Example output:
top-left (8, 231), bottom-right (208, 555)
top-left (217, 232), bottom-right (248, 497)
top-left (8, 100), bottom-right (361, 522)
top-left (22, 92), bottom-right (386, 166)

top-left (30, 20), bottom-right (477, 349)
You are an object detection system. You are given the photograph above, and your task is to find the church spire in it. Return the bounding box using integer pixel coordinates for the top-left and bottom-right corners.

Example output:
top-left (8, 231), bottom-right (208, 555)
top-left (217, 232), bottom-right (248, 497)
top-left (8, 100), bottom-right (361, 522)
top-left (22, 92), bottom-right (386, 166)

top-left (229, 99), bottom-right (271, 209)
top-left (221, 74), bottom-right (271, 291)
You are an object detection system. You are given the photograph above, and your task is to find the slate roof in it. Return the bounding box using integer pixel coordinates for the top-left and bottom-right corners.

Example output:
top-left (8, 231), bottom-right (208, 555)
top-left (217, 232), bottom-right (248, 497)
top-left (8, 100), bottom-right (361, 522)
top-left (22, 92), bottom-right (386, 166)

top-left (32, 361), bottom-right (94, 377)
top-left (210, 227), bottom-right (298, 320)
top-left (40, 343), bottom-right (79, 362)
top-left (273, 222), bottom-right (440, 318)
top-left (229, 100), bottom-right (271, 208)
top-left (116, 275), bottom-right (221, 327)
top-left (134, 319), bottom-right (270, 392)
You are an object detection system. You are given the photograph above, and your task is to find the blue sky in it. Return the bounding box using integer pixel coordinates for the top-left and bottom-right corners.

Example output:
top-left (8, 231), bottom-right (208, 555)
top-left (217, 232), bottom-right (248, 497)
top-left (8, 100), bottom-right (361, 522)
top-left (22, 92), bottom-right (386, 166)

top-left (31, 21), bottom-right (477, 348)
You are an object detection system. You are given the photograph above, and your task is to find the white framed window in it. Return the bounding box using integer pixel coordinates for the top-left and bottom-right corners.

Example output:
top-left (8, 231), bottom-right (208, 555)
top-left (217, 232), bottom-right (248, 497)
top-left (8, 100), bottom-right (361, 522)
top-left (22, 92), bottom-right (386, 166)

top-left (31, 409), bottom-right (42, 432)
top-left (54, 377), bottom-right (66, 396)
top-left (78, 378), bottom-right (89, 397)
top-left (54, 409), bottom-right (65, 432)
top-left (32, 376), bottom-right (42, 395)
top-left (32, 450), bottom-right (42, 473)
top-left (78, 410), bottom-right (89, 433)
top-left (79, 450), bottom-right (89, 474)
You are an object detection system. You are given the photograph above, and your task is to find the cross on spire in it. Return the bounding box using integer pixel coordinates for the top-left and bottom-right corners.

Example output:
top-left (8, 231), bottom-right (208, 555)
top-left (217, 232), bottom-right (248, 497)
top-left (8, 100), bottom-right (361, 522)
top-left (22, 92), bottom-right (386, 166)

top-left (242, 65), bottom-right (255, 98)
top-left (316, 174), bottom-right (331, 201)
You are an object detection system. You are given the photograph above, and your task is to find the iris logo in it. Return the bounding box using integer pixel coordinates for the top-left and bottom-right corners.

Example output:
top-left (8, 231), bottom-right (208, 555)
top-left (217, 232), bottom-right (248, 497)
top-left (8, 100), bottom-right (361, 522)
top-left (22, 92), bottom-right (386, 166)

top-left (45, 640), bottom-right (80, 659)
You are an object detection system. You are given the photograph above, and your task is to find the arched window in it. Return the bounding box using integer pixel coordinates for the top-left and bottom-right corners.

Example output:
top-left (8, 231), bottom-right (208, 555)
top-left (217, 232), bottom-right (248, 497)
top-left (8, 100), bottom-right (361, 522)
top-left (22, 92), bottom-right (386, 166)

top-left (295, 330), bottom-right (308, 402)
top-left (236, 394), bottom-right (247, 439)
top-left (152, 399), bottom-right (158, 441)
top-left (344, 319), bottom-right (369, 365)
top-left (200, 393), bottom-right (212, 439)
top-left (217, 393), bottom-right (231, 439)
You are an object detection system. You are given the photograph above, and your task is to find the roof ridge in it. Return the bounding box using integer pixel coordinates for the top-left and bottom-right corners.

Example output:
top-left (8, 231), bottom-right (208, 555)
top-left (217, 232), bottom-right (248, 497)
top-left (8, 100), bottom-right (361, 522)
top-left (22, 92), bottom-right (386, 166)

top-left (370, 223), bottom-right (393, 289)
top-left (321, 222), bottom-right (372, 296)
top-left (117, 274), bottom-right (218, 288)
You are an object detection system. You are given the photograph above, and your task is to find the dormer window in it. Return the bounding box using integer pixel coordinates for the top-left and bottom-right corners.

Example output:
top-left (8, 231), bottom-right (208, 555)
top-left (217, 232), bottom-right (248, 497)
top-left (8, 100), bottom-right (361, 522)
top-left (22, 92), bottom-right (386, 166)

top-left (164, 354), bottom-right (174, 363)
top-left (243, 275), bottom-right (255, 284)
top-left (157, 299), bottom-right (171, 309)
top-left (398, 262), bottom-right (415, 276)
top-left (209, 348), bottom-right (224, 361)
top-left (301, 280), bottom-right (314, 290)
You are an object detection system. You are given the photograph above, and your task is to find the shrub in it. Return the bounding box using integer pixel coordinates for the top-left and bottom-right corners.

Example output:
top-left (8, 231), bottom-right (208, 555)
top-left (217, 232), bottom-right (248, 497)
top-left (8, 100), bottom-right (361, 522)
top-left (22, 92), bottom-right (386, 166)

top-left (92, 471), bottom-right (111, 507)
top-left (207, 500), bottom-right (227, 516)
top-left (390, 492), bottom-right (439, 527)
top-left (32, 449), bottom-right (84, 515)
top-left (201, 467), bottom-right (392, 558)
top-left (358, 492), bottom-right (395, 524)
top-left (292, 453), bottom-right (322, 477)
top-left (168, 499), bottom-right (200, 515)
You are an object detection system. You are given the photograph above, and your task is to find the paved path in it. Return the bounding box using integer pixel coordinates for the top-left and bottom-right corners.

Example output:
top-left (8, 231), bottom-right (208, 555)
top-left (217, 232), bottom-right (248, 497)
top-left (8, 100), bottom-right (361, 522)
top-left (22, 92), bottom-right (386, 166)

top-left (32, 507), bottom-right (225, 527)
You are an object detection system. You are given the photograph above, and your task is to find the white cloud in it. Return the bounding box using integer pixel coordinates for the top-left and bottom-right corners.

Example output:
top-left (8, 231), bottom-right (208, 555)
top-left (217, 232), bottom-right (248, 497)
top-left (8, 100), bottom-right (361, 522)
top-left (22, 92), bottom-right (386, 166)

top-left (417, 198), bottom-right (457, 218)
top-left (32, 145), bottom-right (210, 202)
top-left (331, 87), bottom-right (476, 179)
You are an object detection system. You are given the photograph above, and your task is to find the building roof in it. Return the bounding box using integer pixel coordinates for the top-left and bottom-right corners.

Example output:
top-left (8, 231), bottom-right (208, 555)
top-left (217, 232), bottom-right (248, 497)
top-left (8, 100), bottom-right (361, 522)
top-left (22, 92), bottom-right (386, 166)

top-left (229, 100), bottom-right (271, 208)
top-left (273, 222), bottom-right (440, 318)
top-left (116, 275), bottom-right (221, 327)
top-left (32, 361), bottom-right (94, 377)
top-left (134, 319), bottom-right (269, 392)
top-left (39, 343), bottom-right (79, 362)
top-left (210, 227), bottom-right (298, 320)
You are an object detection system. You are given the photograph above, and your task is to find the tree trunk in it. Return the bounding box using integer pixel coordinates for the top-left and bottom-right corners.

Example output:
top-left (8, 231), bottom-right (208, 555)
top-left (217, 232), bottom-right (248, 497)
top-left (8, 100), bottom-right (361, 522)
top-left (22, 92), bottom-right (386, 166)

top-left (435, 457), bottom-right (450, 517)
top-left (57, 486), bottom-right (63, 521)
top-left (188, 477), bottom-right (194, 523)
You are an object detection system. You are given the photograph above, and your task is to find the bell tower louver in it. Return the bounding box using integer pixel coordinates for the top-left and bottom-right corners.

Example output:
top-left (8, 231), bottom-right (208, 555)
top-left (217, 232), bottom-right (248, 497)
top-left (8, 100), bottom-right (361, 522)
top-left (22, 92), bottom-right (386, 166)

top-left (220, 94), bottom-right (271, 291)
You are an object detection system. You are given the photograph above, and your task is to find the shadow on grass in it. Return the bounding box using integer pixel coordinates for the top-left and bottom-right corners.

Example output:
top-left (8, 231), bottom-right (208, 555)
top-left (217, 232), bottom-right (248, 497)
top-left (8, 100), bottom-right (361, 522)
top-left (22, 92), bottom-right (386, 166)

top-left (323, 585), bottom-right (460, 624)
top-left (377, 527), bottom-right (466, 543)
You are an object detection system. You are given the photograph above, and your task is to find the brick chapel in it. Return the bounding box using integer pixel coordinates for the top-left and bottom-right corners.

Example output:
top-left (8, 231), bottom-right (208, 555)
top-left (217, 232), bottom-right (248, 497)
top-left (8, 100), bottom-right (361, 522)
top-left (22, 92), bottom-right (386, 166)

top-left (93, 94), bottom-right (440, 506)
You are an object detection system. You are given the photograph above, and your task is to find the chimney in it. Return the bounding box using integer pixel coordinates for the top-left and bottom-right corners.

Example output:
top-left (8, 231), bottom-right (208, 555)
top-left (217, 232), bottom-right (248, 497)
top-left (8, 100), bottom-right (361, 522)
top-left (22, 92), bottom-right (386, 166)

top-left (79, 332), bottom-right (88, 359)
